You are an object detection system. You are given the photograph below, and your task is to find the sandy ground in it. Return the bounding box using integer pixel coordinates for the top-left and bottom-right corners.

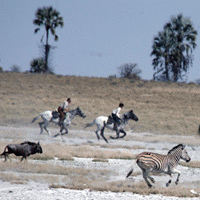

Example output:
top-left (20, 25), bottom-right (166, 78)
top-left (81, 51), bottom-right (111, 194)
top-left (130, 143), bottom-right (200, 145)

top-left (0, 125), bottom-right (200, 200)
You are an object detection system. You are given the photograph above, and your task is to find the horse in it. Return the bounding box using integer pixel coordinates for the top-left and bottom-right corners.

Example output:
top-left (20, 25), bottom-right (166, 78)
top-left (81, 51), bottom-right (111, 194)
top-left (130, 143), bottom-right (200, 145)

top-left (32, 107), bottom-right (86, 136)
top-left (85, 110), bottom-right (138, 143)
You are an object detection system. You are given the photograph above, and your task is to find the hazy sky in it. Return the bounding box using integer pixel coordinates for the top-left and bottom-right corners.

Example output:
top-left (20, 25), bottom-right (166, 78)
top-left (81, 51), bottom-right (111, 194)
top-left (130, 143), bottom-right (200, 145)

top-left (1, 0), bottom-right (200, 81)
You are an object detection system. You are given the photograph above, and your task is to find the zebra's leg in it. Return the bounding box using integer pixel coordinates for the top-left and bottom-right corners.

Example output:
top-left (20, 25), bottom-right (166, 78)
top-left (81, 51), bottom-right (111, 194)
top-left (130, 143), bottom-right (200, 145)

top-left (173, 168), bottom-right (181, 185)
top-left (148, 175), bottom-right (155, 183)
top-left (143, 170), bottom-right (153, 188)
top-left (166, 168), bottom-right (181, 187)
top-left (175, 173), bottom-right (180, 185)
top-left (166, 174), bottom-right (172, 187)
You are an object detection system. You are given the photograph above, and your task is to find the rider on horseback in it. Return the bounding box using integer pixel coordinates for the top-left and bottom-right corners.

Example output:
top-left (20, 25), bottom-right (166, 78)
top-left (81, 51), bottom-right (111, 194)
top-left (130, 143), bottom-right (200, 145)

top-left (58, 98), bottom-right (71, 126)
top-left (112, 103), bottom-right (124, 131)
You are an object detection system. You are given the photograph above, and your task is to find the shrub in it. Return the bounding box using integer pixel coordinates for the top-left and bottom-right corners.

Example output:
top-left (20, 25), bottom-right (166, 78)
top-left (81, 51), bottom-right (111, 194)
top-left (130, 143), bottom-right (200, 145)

top-left (10, 65), bottom-right (21, 72)
top-left (118, 63), bottom-right (141, 79)
top-left (30, 57), bottom-right (45, 73)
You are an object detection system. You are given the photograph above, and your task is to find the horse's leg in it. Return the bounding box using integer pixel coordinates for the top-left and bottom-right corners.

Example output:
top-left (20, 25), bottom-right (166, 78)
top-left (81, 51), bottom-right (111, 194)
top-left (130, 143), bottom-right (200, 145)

top-left (53, 133), bottom-right (60, 138)
top-left (95, 126), bottom-right (101, 140)
top-left (53, 125), bottom-right (63, 137)
top-left (44, 120), bottom-right (51, 136)
top-left (100, 124), bottom-right (108, 143)
top-left (39, 122), bottom-right (44, 134)
top-left (95, 130), bottom-right (100, 140)
top-left (110, 129), bottom-right (120, 139)
top-left (61, 124), bottom-right (68, 135)
top-left (118, 129), bottom-right (126, 138)
top-left (44, 126), bottom-right (50, 136)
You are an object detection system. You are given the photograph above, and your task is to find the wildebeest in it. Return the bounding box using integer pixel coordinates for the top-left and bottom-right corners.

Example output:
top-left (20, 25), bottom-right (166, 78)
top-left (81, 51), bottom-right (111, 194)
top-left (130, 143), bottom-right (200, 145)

top-left (0, 141), bottom-right (43, 162)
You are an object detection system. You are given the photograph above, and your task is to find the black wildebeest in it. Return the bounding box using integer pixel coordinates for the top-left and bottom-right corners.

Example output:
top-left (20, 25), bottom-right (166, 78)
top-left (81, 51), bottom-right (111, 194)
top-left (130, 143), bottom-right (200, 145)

top-left (0, 141), bottom-right (43, 162)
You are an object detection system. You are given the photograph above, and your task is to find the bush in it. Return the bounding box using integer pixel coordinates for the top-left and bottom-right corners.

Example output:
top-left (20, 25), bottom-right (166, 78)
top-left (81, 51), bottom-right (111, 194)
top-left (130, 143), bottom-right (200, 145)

top-left (30, 57), bottom-right (45, 73)
top-left (10, 65), bottom-right (21, 72)
top-left (118, 63), bottom-right (141, 79)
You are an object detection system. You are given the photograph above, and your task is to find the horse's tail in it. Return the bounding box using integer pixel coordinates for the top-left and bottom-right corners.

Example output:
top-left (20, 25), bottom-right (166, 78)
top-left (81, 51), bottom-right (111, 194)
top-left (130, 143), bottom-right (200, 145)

top-left (126, 166), bottom-right (134, 179)
top-left (31, 115), bottom-right (40, 123)
top-left (84, 120), bottom-right (95, 128)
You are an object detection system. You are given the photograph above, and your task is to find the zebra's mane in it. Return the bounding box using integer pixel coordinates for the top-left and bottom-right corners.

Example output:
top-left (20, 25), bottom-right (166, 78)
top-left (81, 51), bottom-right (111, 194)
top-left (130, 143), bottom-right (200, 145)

top-left (167, 144), bottom-right (184, 155)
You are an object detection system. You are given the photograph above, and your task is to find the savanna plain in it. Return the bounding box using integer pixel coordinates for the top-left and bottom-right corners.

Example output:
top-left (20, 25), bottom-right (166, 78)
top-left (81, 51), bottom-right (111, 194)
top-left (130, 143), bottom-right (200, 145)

top-left (0, 72), bottom-right (200, 199)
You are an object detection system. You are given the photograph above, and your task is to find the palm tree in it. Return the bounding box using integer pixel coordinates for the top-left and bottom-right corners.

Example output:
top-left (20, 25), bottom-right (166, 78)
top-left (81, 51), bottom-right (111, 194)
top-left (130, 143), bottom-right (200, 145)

top-left (151, 28), bottom-right (173, 81)
top-left (33, 6), bottom-right (64, 73)
top-left (151, 14), bottom-right (197, 82)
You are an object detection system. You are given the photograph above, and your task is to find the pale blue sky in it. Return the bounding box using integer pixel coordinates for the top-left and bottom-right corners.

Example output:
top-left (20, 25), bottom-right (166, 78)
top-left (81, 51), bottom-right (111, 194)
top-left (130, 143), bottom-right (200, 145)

top-left (0, 0), bottom-right (200, 81)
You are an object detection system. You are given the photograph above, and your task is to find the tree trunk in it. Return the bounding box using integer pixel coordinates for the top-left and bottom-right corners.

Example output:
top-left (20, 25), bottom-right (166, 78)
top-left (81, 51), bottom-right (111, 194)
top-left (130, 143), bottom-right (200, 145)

top-left (44, 27), bottom-right (50, 73)
top-left (44, 44), bottom-right (50, 73)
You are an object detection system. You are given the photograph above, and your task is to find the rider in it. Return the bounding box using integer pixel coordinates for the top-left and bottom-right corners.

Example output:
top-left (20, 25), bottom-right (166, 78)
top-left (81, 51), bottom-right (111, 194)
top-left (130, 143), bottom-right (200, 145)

top-left (58, 98), bottom-right (71, 126)
top-left (112, 103), bottom-right (124, 131)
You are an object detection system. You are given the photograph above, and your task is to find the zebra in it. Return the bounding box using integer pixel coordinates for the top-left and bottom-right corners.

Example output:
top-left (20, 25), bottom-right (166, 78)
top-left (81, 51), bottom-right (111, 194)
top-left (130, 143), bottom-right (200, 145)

top-left (126, 144), bottom-right (191, 188)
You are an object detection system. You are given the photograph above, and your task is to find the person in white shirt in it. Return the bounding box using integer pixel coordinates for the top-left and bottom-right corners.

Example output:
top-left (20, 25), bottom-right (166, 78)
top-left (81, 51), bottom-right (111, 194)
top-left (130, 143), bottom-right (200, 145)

top-left (112, 103), bottom-right (124, 131)
top-left (58, 98), bottom-right (71, 125)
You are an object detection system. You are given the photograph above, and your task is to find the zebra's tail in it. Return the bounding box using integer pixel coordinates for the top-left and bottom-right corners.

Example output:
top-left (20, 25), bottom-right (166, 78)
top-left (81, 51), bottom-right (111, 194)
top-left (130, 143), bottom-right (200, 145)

top-left (126, 166), bottom-right (134, 178)
top-left (32, 115), bottom-right (40, 123)
top-left (84, 120), bottom-right (95, 128)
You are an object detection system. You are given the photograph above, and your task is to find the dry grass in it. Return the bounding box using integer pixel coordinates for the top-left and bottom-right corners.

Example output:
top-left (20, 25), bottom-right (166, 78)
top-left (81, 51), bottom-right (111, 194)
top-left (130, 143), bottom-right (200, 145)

top-left (180, 161), bottom-right (200, 168)
top-left (1, 72), bottom-right (200, 135)
top-left (35, 143), bottom-right (137, 160)
top-left (0, 160), bottom-right (112, 186)
top-left (50, 180), bottom-right (200, 198)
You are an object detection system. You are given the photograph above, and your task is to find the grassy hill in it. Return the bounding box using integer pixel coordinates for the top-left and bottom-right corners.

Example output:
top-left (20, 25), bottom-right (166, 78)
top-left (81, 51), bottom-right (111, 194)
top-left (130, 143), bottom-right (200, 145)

top-left (1, 72), bottom-right (200, 135)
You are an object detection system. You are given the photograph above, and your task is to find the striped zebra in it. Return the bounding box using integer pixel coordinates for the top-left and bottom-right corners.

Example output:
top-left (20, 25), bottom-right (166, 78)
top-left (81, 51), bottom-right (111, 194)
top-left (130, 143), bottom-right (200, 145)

top-left (126, 144), bottom-right (191, 188)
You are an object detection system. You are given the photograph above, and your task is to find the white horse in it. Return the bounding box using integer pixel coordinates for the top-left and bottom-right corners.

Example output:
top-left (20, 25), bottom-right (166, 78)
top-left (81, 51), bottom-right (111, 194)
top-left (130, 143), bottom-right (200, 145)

top-left (32, 107), bottom-right (86, 136)
top-left (85, 110), bottom-right (138, 143)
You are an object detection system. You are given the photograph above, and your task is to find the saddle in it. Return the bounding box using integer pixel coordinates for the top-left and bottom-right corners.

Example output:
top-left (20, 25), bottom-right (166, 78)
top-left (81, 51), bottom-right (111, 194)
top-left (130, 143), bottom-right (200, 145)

top-left (107, 116), bottom-right (114, 124)
top-left (52, 111), bottom-right (67, 119)
top-left (52, 111), bottom-right (59, 119)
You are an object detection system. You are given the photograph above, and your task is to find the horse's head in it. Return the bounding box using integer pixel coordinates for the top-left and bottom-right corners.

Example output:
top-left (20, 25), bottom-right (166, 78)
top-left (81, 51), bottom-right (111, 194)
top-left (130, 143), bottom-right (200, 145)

top-left (76, 107), bottom-right (86, 118)
top-left (128, 110), bottom-right (139, 121)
